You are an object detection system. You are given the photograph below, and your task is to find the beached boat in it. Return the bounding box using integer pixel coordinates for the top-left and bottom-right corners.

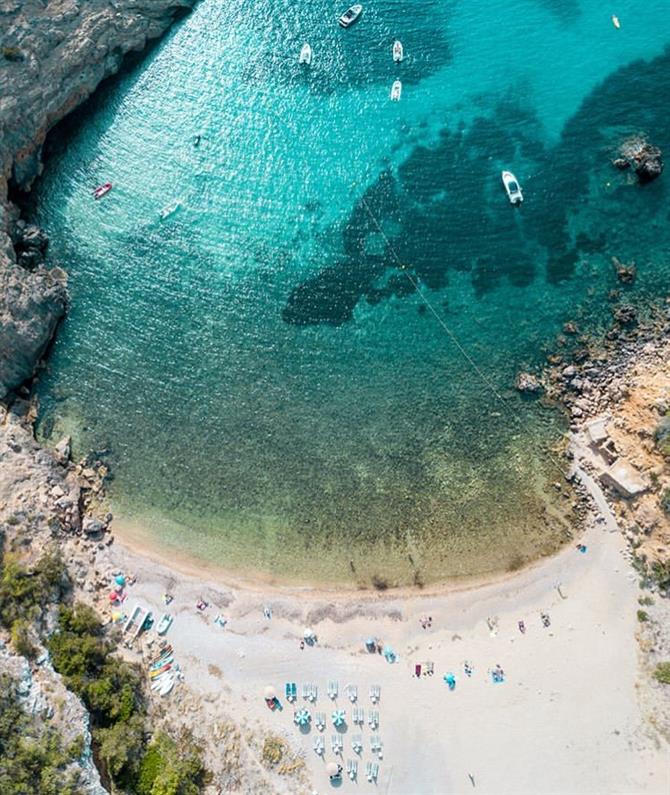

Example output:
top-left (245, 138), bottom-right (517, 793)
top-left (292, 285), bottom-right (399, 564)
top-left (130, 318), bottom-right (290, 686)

top-left (123, 604), bottom-right (142, 634)
top-left (156, 613), bottom-right (173, 635)
top-left (390, 79), bottom-right (402, 101)
top-left (150, 663), bottom-right (172, 678)
top-left (501, 170), bottom-right (523, 205)
top-left (159, 675), bottom-right (175, 696)
top-left (611, 15), bottom-right (620, 28)
top-left (393, 40), bottom-right (403, 63)
top-left (159, 200), bottom-right (182, 220)
top-left (299, 43), bottom-right (312, 65)
top-left (93, 182), bottom-right (112, 200)
top-left (338, 4), bottom-right (362, 28)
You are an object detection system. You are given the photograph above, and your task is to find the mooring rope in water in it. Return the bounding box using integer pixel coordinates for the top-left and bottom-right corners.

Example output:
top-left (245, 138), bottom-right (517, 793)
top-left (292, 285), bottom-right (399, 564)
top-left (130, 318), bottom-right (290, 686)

top-left (358, 192), bottom-right (569, 480)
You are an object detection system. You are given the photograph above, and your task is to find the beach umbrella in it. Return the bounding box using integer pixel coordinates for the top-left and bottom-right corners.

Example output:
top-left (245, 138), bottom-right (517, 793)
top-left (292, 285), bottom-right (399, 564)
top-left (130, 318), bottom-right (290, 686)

top-left (303, 627), bottom-right (314, 640)
top-left (263, 685), bottom-right (276, 701)
top-left (326, 761), bottom-right (341, 779)
top-left (365, 637), bottom-right (376, 651)
top-left (294, 708), bottom-right (311, 726)
top-left (115, 574), bottom-right (126, 586)
top-left (331, 709), bottom-right (346, 727)
top-left (383, 645), bottom-right (396, 663)
top-left (111, 611), bottom-right (122, 622)
top-left (108, 591), bottom-right (119, 602)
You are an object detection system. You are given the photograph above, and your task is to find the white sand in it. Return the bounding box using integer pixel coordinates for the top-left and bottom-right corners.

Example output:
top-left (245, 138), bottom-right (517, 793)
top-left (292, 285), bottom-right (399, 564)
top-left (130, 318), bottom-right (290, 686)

top-left (98, 467), bottom-right (669, 795)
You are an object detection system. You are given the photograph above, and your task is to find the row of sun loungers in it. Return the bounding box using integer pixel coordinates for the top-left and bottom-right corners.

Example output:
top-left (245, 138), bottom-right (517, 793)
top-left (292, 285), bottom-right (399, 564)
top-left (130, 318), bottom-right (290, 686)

top-left (289, 681), bottom-right (381, 704)
top-left (351, 707), bottom-right (379, 727)
top-left (331, 734), bottom-right (344, 755)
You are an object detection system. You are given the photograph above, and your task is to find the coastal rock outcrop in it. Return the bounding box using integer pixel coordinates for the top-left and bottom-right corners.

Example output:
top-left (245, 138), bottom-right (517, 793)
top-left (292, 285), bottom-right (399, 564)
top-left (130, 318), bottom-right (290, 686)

top-left (0, 0), bottom-right (196, 398)
top-left (614, 136), bottom-right (664, 184)
top-left (515, 371), bottom-right (543, 395)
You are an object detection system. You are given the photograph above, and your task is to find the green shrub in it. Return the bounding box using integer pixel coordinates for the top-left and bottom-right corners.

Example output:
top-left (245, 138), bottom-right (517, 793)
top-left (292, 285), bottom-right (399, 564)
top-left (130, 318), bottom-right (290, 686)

top-left (651, 559), bottom-right (670, 590)
top-left (0, 673), bottom-right (83, 795)
top-left (638, 595), bottom-right (654, 606)
top-left (661, 488), bottom-right (670, 515)
top-left (48, 604), bottom-right (142, 728)
top-left (1, 46), bottom-right (23, 62)
top-left (137, 731), bottom-right (208, 795)
top-left (654, 416), bottom-right (670, 458)
top-left (11, 619), bottom-right (37, 658)
top-left (0, 550), bottom-right (67, 630)
top-left (636, 609), bottom-right (649, 623)
top-left (653, 662), bottom-right (670, 685)
top-left (261, 735), bottom-right (286, 767)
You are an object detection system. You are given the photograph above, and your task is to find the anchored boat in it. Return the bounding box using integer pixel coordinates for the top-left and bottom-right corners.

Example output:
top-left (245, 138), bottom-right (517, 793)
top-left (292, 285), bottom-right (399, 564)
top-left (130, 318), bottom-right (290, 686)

top-left (299, 43), bottom-right (312, 64)
top-left (501, 170), bottom-right (523, 205)
top-left (393, 40), bottom-right (403, 62)
top-left (339, 4), bottom-right (362, 28)
top-left (93, 182), bottom-right (112, 200)
top-left (390, 79), bottom-right (402, 101)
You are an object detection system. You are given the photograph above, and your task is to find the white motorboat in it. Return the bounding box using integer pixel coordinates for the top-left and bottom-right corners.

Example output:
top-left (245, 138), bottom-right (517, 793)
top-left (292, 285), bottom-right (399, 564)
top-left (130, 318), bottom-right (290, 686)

top-left (611, 14), bottom-right (620, 29)
top-left (501, 170), bottom-right (523, 204)
top-left (393, 40), bottom-right (403, 62)
top-left (156, 613), bottom-right (173, 636)
top-left (339, 4), bottom-right (362, 28)
top-left (299, 43), bottom-right (312, 65)
top-left (390, 79), bottom-right (402, 101)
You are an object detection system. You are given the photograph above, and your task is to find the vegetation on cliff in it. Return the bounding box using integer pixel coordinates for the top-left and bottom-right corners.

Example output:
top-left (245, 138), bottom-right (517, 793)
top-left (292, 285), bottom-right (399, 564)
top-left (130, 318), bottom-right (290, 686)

top-left (0, 540), bottom-right (207, 794)
top-left (48, 603), bottom-right (208, 794)
top-left (0, 546), bottom-right (67, 656)
top-left (0, 672), bottom-right (84, 795)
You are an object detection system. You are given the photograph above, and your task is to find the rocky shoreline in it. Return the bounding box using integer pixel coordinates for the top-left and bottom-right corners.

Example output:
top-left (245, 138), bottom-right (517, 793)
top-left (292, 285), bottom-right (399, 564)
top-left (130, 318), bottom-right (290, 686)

top-left (0, 0), bottom-right (197, 397)
top-left (1, 2), bottom-right (669, 789)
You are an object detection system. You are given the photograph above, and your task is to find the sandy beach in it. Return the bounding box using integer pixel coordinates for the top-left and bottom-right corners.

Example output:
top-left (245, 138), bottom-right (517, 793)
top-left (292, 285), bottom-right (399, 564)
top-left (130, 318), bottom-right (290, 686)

top-left (96, 452), bottom-right (669, 795)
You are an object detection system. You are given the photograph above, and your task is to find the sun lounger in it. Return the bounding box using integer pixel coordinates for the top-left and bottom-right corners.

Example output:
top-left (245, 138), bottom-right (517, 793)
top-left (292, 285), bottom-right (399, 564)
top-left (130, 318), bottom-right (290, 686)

top-left (285, 682), bottom-right (293, 701)
top-left (424, 661), bottom-right (434, 676)
top-left (315, 712), bottom-right (326, 731)
top-left (370, 734), bottom-right (381, 753)
top-left (302, 683), bottom-right (309, 700)
top-left (310, 683), bottom-right (317, 702)
top-left (352, 734), bottom-right (363, 754)
top-left (327, 680), bottom-right (338, 700)
top-left (369, 684), bottom-right (380, 703)
top-left (366, 761), bottom-right (379, 782)
top-left (313, 735), bottom-right (325, 756)
top-left (347, 684), bottom-right (358, 702)
top-left (368, 710), bottom-right (379, 729)
top-left (353, 706), bottom-right (364, 725)
top-left (347, 759), bottom-right (358, 780)
top-left (415, 663), bottom-right (422, 677)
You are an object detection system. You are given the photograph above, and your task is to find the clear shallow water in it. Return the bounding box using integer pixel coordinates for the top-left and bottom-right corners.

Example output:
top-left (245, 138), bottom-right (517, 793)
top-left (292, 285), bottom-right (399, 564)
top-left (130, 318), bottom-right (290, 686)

top-left (34, 0), bottom-right (670, 584)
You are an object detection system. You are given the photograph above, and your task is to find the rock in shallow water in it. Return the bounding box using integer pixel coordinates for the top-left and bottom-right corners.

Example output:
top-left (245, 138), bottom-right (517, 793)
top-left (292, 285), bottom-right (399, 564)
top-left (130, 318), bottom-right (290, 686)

top-left (515, 371), bottom-right (543, 394)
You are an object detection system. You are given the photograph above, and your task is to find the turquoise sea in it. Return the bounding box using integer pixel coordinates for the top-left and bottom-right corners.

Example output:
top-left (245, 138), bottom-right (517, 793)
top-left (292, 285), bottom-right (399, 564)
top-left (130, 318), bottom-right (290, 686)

top-left (33, 0), bottom-right (670, 585)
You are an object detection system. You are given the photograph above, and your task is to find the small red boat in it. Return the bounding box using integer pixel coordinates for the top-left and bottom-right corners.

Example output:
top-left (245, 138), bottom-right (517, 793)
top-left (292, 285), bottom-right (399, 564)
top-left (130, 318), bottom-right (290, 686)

top-left (93, 182), bottom-right (112, 200)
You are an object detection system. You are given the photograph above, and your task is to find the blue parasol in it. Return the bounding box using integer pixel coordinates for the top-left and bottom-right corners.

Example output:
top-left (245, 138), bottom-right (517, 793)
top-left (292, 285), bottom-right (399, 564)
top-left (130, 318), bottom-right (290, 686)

top-left (331, 709), bottom-right (346, 727)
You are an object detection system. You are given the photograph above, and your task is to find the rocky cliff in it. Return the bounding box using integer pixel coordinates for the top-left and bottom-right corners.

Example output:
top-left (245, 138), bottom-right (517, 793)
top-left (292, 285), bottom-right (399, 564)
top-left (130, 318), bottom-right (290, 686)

top-left (0, 0), bottom-right (196, 397)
